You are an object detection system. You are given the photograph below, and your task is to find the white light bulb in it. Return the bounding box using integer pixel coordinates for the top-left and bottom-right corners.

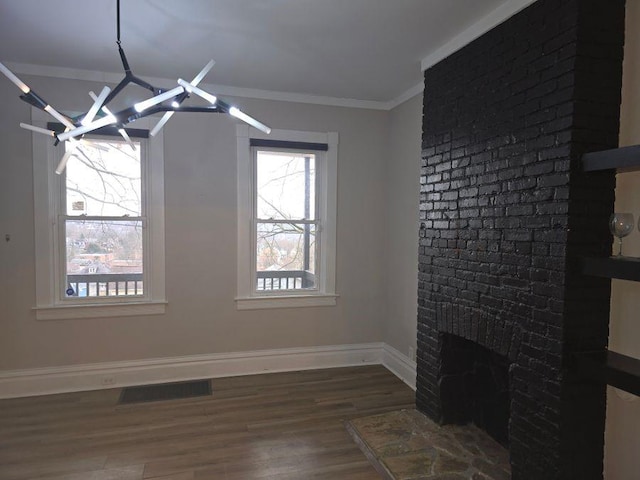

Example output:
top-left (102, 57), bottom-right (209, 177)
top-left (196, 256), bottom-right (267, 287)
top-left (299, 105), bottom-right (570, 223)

top-left (149, 60), bottom-right (215, 137)
top-left (177, 79), bottom-right (217, 105)
top-left (0, 61), bottom-right (30, 94)
top-left (55, 147), bottom-right (76, 175)
top-left (89, 91), bottom-right (119, 125)
top-left (44, 105), bottom-right (75, 129)
top-left (192, 60), bottom-right (215, 85)
top-left (20, 122), bottom-right (56, 137)
top-left (117, 128), bottom-right (136, 151)
top-left (134, 86), bottom-right (184, 113)
top-left (150, 111), bottom-right (174, 137)
top-left (229, 107), bottom-right (271, 134)
top-left (82, 86), bottom-right (111, 126)
top-left (57, 115), bottom-right (117, 142)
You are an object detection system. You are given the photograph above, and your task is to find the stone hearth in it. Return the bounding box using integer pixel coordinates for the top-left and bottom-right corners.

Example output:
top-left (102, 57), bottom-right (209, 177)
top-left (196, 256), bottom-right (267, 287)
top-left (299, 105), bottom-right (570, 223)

top-left (346, 409), bottom-right (510, 480)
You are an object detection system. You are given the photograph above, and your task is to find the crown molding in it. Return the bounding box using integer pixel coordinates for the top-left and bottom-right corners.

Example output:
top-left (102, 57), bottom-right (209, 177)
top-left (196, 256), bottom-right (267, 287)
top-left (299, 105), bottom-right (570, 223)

top-left (3, 61), bottom-right (394, 111)
top-left (386, 82), bottom-right (424, 110)
top-left (421, 0), bottom-right (538, 71)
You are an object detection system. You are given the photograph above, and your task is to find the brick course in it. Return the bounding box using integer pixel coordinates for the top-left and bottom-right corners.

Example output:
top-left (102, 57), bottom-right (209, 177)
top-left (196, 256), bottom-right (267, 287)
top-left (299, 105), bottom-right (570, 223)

top-left (416, 0), bottom-right (625, 478)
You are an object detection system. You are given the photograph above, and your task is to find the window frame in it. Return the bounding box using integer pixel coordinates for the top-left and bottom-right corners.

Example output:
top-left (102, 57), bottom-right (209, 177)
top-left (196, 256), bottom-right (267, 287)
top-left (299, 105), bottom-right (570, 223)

top-left (236, 126), bottom-right (338, 310)
top-left (31, 108), bottom-right (166, 320)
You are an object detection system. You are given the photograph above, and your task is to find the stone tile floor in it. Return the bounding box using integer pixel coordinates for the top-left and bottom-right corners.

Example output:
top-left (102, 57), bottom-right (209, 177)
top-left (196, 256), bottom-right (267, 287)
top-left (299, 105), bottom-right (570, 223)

top-left (346, 409), bottom-right (510, 480)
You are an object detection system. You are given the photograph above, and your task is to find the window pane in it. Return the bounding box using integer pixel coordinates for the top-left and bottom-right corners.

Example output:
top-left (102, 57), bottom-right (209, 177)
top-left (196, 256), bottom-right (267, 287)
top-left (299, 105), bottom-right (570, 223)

top-left (256, 222), bottom-right (316, 291)
top-left (256, 150), bottom-right (315, 221)
top-left (65, 219), bottom-right (143, 298)
top-left (65, 140), bottom-right (142, 216)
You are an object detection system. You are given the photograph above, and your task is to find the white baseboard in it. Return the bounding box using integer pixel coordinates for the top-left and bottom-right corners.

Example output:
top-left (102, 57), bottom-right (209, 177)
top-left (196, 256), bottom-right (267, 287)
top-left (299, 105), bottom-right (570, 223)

top-left (382, 344), bottom-right (416, 391)
top-left (0, 342), bottom-right (417, 399)
top-left (0, 343), bottom-right (391, 399)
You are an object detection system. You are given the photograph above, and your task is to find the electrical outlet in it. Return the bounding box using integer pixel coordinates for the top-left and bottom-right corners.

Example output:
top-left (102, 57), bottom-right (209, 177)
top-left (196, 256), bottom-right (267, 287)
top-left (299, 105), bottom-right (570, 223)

top-left (409, 347), bottom-right (416, 362)
top-left (101, 376), bottom-right (115, 386)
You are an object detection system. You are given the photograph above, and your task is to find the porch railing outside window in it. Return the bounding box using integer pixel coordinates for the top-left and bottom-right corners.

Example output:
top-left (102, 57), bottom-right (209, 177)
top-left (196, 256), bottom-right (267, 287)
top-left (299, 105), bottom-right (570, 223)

top-left (256, 270), bottom-right (315, 291)
top-left (67, 273), bottom-right (143, 297)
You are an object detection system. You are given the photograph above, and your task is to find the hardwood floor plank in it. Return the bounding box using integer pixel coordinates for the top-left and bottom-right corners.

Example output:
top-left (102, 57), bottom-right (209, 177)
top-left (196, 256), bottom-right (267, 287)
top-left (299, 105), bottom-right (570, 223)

top-left (0, 455), bottom-right (108, 480)
top-left (145, 472), bottom-right (195, 480)
top-left (0, 365), bottom-right (414, 480)
top-left (39, 464), bottom-right (145, 480)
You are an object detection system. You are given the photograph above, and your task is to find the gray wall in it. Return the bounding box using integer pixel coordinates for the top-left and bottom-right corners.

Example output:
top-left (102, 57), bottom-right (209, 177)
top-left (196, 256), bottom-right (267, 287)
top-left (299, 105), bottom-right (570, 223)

top-left (0, 74), bottom-right (400, 370)
top-left (384, 94), bottom-right (422, 358)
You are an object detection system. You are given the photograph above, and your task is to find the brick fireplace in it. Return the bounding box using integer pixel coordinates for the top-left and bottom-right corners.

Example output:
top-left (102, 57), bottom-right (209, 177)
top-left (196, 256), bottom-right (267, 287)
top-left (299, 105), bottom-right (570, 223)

top-left (416, 0), bottom-right (625, 478)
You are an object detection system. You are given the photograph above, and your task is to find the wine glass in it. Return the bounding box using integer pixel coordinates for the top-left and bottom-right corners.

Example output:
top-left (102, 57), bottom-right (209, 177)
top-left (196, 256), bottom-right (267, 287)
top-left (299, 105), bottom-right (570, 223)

top-left (609, 213), bottom-right (634, 257)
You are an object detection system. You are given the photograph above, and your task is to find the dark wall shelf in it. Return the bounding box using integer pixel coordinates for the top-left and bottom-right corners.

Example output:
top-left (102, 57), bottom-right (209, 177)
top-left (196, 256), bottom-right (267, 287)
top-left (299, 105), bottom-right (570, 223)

top-left (577, 148), bottom-right (640, 397)
top-left (582, 144), bottom-right (640, 171)
top-left (573, 351), bottom-right (640, 397)
top-left (582, 256), bottom-right (640, 282)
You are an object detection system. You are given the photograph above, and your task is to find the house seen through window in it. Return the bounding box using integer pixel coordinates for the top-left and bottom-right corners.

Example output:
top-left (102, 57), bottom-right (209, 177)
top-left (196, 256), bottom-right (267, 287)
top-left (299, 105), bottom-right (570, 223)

top-left (63, 139), bottom-right (145, 298)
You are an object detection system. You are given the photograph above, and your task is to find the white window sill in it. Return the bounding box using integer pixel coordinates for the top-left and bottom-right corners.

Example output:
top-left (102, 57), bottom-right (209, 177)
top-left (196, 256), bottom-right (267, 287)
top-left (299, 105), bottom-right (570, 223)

top-left (34, 301), bottom-right (167, 320)
top-left (235, 294), bottom-right (338, 310)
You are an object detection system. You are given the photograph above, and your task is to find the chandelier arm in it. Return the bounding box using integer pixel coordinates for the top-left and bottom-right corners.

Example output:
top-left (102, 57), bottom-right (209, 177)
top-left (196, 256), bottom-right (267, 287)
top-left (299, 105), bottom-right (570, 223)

top-left (108, 91), bottom-right (223, 128)
top-left (53, 99), bottom-right (231, 145)
top-left (173, 91), bottom-right (190, 105)
top-left (128, 105), bottom-right (221, 123)
top-left (152, 105), bottom-right (221, 114)
top-left (19, 90), bottom-right (49, 110)
top-left (215, 98), bottom-right (231, 112)
top-left (101, 74), bottom-right (157, 111)
top-left (118, 45), bottom-right (132, 74)
top-left (102, 75), bottom-right (133, 108)
top-left (129, 75), bottom-right (159, 94)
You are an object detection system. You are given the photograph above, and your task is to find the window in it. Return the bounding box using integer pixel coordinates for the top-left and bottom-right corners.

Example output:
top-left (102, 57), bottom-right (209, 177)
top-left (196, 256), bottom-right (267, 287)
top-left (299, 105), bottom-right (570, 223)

top-left (236, 126), bottom-right (338, 309)
top-left (254, 145), bottom-right (318, 291)
top-left (62, 139), bottom-right (145, 299)
top-left (32, 109), bottom-right (165, 319)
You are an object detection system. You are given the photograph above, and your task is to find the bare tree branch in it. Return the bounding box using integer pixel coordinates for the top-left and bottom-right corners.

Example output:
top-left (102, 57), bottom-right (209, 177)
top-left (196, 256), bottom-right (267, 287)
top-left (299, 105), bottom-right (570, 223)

top-left (66, 186), bottom-right (139, 215)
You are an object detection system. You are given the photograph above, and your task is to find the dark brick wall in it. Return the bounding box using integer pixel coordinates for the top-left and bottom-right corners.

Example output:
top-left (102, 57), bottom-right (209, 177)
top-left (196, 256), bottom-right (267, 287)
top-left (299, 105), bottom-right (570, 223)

top-left (416, 1), bottom-right (625, 479)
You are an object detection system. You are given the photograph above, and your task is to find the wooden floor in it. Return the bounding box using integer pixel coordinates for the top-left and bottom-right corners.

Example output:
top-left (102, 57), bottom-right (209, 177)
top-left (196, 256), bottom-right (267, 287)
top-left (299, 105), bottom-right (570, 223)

top-left (0, 365), bottom-right (415, 480)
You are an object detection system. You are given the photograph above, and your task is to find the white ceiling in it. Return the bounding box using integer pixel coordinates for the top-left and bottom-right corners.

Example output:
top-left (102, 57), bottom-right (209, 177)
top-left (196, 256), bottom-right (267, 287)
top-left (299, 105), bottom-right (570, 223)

top-left (0, 0), bottom-right (520, 104)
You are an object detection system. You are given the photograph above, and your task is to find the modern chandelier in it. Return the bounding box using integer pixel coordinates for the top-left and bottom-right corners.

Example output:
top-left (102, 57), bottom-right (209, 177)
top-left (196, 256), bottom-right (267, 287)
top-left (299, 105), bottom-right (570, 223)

top-left (0, 0), bottom-right (271, 174)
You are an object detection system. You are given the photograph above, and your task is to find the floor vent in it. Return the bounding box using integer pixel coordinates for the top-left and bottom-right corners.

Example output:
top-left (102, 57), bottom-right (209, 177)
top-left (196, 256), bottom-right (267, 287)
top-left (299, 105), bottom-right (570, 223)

top-left (118, 379), bottom-right (212, 404)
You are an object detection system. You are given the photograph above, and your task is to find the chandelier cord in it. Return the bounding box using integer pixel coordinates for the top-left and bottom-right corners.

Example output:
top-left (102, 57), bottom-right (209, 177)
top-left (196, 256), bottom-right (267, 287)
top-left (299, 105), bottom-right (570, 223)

top-left (114, 0), bottom-right (132, 76)
top-left (116, 0), bottom-right (121, 46)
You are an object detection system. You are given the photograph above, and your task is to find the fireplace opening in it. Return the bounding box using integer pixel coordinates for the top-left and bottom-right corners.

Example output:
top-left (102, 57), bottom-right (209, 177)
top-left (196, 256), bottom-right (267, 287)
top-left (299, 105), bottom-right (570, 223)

top-left (439, 333), bottom-right (511, 447)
